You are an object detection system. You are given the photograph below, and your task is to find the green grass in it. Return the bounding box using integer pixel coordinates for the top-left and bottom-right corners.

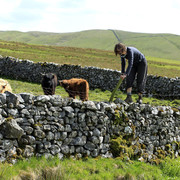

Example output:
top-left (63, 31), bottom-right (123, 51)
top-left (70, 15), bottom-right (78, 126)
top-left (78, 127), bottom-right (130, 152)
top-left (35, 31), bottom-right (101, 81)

top-left (0, 40), bottom-right (180, 78)
top-left (1, 156), bottom-right (180, 180)
top-left (160, 157), bottom-right (180, 178)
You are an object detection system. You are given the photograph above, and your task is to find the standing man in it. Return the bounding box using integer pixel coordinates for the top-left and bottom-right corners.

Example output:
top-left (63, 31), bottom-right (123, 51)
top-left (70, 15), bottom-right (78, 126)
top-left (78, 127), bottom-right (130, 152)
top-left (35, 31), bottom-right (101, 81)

top-left (114, 43), bottom-right (148, 104)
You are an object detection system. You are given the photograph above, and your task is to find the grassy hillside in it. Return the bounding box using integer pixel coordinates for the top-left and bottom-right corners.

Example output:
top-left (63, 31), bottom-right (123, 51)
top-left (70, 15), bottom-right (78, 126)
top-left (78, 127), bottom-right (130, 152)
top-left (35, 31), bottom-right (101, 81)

top-left (0, 29), bottom-right (180, 61)
top-left (0, 40), bottom-right (180, 78)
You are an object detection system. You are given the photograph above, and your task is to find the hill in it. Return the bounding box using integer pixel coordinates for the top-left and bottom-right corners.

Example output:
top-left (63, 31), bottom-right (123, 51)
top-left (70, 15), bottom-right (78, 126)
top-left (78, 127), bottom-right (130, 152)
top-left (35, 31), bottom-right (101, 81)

top-left (0, 29), bottom-right (180, 61)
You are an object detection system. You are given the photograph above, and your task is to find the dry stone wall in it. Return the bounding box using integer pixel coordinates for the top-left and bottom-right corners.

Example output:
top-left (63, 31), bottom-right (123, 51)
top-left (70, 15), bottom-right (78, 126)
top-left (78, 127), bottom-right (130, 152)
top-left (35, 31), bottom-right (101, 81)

top-left (0, 55), bottom-right (179, 99)
top-left (0, 92), bottom-right (179, 164)
top-left (0, 55), bottom-right (179, 163)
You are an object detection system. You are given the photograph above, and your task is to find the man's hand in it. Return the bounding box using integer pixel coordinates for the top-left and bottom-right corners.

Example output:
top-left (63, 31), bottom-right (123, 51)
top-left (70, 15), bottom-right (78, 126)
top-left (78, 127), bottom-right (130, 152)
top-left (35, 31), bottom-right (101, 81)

top-left (120, 74), bottom-right (126, 80)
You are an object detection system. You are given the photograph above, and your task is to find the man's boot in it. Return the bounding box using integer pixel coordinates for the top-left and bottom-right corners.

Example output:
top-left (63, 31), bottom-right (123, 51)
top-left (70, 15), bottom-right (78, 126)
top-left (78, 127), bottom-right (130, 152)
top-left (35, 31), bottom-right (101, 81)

top-left (124, 94), bottom-right (133, 103)
top-left (137, 94), bottom-right (143, 104)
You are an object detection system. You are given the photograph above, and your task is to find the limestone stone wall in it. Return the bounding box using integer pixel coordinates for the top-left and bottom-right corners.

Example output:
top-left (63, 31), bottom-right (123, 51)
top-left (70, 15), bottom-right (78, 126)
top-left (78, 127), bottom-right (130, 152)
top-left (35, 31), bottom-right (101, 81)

top-left (0, 92), bottom-right (179, 163)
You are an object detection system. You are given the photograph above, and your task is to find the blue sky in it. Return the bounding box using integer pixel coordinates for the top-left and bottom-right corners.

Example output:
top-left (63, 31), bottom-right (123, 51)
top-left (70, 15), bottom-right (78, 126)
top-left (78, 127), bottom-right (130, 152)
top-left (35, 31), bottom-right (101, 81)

top-left (1, 0), bottom-right (180, 35)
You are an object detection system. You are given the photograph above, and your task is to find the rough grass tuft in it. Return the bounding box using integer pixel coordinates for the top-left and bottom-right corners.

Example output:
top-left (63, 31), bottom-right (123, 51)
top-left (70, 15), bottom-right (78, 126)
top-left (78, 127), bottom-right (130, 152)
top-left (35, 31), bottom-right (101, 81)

top-left (1, 156), bottom-right (180, 179)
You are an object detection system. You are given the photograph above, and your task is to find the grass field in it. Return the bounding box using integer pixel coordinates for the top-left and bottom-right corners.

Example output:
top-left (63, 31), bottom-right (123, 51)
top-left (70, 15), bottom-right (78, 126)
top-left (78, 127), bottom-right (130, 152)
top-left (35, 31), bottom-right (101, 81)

top-left (0, 40), bottom-right (180, 78)
top-left (1, 156), bottom-right (180, 180)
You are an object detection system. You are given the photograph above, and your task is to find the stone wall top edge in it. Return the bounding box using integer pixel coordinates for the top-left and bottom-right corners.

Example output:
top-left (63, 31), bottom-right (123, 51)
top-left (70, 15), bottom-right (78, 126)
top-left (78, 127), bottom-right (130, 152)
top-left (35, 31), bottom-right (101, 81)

top-left (1, 55), bottom-right (179, 80)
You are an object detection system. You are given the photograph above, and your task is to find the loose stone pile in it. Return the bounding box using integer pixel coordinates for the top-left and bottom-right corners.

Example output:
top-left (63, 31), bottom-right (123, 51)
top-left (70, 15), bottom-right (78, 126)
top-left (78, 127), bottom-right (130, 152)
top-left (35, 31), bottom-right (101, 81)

top-left (0, 92), bottom-right (179, 164)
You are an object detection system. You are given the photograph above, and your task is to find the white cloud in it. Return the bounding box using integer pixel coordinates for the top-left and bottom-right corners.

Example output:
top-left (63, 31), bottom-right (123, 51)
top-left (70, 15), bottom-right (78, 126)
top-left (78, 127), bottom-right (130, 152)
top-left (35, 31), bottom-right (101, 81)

top-left (0, 0), bottom-right (180, 35)
top-left (0, 0), bottom-right (21, 17)
top-left (82, 0), bottom-right (180, 34)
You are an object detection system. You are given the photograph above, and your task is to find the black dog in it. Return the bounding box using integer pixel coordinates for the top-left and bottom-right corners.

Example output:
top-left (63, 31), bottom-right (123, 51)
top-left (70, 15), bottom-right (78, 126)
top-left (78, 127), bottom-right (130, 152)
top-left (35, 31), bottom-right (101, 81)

top-left (41, 73), bottom-right (58, 95)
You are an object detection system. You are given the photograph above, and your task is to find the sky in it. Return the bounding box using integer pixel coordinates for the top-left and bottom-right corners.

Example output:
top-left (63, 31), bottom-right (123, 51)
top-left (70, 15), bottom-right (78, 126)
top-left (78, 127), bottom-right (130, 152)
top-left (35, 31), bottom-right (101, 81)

top-left (0, 0), bottom-right (180, 35)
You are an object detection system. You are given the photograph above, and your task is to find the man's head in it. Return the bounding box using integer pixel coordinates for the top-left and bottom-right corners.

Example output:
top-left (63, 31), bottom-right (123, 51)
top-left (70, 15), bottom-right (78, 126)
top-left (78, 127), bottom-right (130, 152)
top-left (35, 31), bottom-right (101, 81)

top-left (114, 43), bottom-right (127, 56)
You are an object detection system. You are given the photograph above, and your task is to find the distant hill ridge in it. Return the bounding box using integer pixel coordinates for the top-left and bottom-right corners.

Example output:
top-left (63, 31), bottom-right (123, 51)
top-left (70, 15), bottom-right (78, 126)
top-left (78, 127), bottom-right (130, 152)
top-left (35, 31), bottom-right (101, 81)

top-left (0, 29), bottom-right (180, 60)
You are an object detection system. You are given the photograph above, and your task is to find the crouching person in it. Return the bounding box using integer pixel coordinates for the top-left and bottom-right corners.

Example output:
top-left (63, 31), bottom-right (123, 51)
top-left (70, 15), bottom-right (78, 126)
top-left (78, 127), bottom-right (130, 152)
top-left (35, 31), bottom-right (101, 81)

top-left (114, 43), bottom-right (148, 104)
